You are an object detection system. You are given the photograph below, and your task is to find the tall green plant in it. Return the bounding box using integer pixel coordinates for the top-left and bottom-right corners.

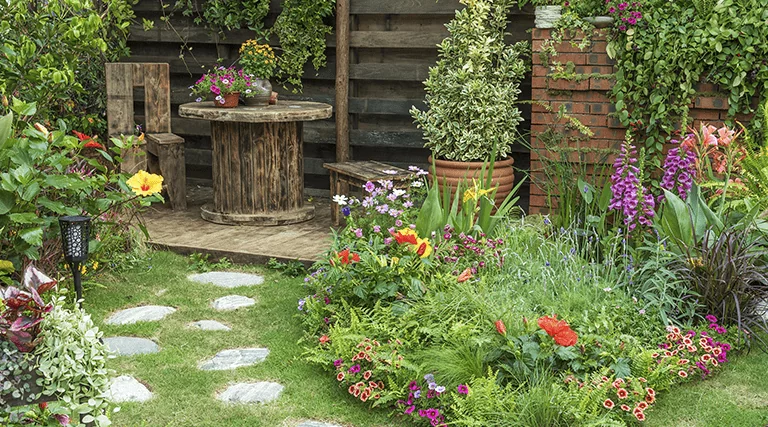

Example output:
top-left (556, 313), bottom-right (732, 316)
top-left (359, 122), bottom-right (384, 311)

top-left (411, 0), bottom-right (529, 161)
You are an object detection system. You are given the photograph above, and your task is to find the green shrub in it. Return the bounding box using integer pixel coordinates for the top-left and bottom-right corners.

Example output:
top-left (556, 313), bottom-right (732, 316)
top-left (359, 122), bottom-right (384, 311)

top-left (411, 0), bottom-right (529, 161)
top-left (0, 0), bottom-right (134, 133)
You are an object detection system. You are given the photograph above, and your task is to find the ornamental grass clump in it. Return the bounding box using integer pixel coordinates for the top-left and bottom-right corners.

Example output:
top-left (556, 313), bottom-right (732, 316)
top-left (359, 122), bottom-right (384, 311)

top-left (411, 0), bottom-right (529, 161)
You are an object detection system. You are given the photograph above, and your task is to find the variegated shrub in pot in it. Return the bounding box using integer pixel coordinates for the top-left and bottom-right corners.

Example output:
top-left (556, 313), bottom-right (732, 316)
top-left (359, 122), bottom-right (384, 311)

top-left (411, 0), bottom-right (529, 206)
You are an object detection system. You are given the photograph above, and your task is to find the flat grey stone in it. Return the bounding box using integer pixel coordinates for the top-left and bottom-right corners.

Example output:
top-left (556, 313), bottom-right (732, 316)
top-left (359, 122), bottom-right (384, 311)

top-left (217, 382), bottom-right (283, 404)
top-left (107, 376), bottom-right (152, 403)
top-left (190, 320), bottom-right (231, 331)
top-left (188, 272), bottom-right (265, 288)
top-left (297, 422), bottom-right (343, 427)
top-left (211, 295), bottom-right (255, 311)
top-left (105, 306), bottom-right (176, 325)
top-left (199, 348), bottom-right (269, 371)
top-left (104, 337), bottom-right (159, 356)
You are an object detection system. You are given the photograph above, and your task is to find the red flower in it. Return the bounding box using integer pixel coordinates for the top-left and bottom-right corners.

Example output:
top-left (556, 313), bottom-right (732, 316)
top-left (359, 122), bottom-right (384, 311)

top-left (337, 372), bottom-right (345, 381)
top-left (336, 248), bottom-right (360, 265)
top-left (38, 402), bottom-right (48, 411)
top-left (620, 404), bottom-right (631, 411)
top-left (537, 315), bottom-right (578, 347)
top-left (319, 335), bottom-right (330, 344)
top-left (363, 370), bottom-right (372, 380)
top-left (392, 229), bottom-right (418, 245)
top-left (603, 399), bottom-right (615, 409)
top-left (645, 394), bottom-right (655, 404)
top-left (495, 320), bottom-right (507, 336)
top-left (617, 388), bottom-right (628, 399)
top-left (635, 411), bottom-right (646, 421)
top-left (73, 130), bottom-right (105, 149)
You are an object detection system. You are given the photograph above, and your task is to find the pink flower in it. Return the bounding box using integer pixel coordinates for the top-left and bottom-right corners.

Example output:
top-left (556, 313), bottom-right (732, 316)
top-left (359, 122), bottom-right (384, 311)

top-left (700, 124), bottom-right (719, 146)
top-left (457, 384), bottom-right (469, 394)
top-left (210, 85), bottom-right (221, 95)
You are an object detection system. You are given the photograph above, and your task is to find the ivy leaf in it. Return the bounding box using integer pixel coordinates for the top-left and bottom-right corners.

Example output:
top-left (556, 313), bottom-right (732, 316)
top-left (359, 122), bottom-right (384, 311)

top-left (19, 227), bottom-right (43, 246)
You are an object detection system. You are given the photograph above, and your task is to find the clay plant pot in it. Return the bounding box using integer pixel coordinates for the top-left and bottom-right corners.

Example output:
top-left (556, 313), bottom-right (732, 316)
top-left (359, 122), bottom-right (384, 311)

top-left (215, 92), bottom-right (240, 108)
top-left (428, 156), bottom-right (516, 206)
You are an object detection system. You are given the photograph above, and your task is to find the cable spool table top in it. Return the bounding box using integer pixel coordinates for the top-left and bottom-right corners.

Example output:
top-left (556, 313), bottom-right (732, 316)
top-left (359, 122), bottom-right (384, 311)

top-left (179, 101), bottom-right (333, 123)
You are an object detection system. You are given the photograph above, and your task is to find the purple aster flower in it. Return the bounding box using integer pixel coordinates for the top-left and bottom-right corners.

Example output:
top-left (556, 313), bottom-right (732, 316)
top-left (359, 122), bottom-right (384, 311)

top-left (362, 197), bottom-right (375, 208)
top-left (297, 299), bottom-right (305, 311)
top-left (364, 181), bottom-right (376, 192)
top-left (373, 225), bottom-right (381, 233)
top-left (376, 204), bottom-right (390, 214)
top-left (395, 219), bottom-right (403, 227)
top-left (389, 208), bottom-right (400, 217)
top-left (384, 237), bottom-right (393, 245)
top-left (354, 228), bottom-right (363, 238)
top-left (403, 201), bottom-right (414, 208)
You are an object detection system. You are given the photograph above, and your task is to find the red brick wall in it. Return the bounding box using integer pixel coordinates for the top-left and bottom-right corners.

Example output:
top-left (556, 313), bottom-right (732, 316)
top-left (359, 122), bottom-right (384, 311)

top-left (529, 28), bottom-right (742, 214)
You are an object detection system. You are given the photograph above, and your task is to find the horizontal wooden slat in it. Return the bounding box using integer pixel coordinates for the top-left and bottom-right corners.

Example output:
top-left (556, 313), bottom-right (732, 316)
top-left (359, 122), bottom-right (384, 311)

top-left (350, 31), bottom-right (447, 48)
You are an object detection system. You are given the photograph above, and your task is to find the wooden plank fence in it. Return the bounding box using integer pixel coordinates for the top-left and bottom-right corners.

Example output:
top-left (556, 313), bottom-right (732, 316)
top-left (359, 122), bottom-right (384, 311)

top-left (126, 0), bottom-right (534, 206)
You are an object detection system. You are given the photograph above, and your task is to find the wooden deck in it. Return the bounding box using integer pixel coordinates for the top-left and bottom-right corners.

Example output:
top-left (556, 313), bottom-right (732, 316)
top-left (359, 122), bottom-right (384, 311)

top-left (143, 185), bottom-right (334, 265)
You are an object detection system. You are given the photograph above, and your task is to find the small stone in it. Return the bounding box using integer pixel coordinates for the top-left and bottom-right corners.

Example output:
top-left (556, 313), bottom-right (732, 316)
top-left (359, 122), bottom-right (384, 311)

top-left (107, 376), bottom-right (152, 403)
top-left (297, 421), bottom-right (343, 427)
top-left (199, 348), bottom-right (269, 371)
top-left (211, 295), bottom-right (255, 311)
top-left (188, 272), bottom-right (265, 288)
top-left (105, 306), bottom-right (176, 325)
top-left (190, 320), bottom-right (231, 331)
top-left (217, 382), bottom-right (283, 404)
top-left (104, 337), bottom-right (159, 356)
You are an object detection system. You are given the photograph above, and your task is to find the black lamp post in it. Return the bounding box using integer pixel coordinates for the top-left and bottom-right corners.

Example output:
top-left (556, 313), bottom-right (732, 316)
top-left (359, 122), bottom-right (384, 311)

top-left (59, 216), bottom-right (91, 305)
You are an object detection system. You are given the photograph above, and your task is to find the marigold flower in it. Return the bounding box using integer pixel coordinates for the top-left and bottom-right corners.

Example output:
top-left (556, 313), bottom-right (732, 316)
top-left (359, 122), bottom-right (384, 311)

top-left (495, 319), bottom-right (507, 336)
top-left (127, 170), bottom-right (163, 196)
top-left (603, 399), bottom-right (615, 409)
top-left (457, 268), bottom-right (473, 283)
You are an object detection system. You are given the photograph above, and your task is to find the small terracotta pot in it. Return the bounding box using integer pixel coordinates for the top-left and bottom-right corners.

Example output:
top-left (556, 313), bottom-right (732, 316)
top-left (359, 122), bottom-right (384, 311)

top-left (215, 92), bottom-right (240, 108)
top-left (429, 156), bottom-right (516, 206)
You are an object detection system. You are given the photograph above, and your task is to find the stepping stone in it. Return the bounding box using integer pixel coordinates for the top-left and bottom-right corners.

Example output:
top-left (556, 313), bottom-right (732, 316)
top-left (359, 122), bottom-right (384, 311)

top-left (199, 348), bottom-right (270, 371)
top-left (104, 337), bottom-right (159, 356)
top-left (297, 422), bottom-right (343, 427)
top-left (105, 306), bottom-right (176, 325)
top-left (107, 375), bottom-right (152, 403)
top-left (211, 295), bottom-right (255, 311)
top-left (217, 382), bottom-right (283, 404)
top-left (190, 320), bottom-right (231, 331)
top-left (189, 272), bottom-right (265, 288)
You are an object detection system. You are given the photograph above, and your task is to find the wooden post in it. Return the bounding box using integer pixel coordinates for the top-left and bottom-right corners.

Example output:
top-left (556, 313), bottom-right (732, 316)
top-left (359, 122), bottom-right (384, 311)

top-left (335, 0), bottom-right (350, 163)
top-left (105, 63), bottom-right (146, 174)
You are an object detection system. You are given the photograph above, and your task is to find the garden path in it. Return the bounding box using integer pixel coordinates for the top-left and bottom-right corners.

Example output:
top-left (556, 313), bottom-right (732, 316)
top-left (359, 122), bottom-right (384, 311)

top-left (101, 271), bottom-right (344, 426)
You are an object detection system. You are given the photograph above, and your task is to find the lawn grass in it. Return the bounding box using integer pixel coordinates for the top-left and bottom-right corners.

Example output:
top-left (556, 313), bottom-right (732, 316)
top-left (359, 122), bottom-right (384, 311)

top-left (85, 251), bottom-right (396, 427)
top-left (647, 349), bottom-right (768, 427)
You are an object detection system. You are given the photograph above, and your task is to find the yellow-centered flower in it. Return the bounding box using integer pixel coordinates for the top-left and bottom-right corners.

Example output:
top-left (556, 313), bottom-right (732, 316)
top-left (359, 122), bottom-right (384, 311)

top-left (127, 170), bottom-right (164, 196)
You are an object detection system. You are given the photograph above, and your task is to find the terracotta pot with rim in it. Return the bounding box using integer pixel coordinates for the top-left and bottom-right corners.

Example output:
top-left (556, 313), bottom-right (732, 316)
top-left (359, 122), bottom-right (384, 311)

top-left (428, 156), bottom-right (516, 206)
top-left (215, 92), bottom-right (240, 108)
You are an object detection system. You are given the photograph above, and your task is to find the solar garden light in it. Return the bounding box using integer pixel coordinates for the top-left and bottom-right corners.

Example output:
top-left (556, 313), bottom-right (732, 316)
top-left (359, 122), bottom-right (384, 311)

top-left (59, 216), bottom-right (91, 306)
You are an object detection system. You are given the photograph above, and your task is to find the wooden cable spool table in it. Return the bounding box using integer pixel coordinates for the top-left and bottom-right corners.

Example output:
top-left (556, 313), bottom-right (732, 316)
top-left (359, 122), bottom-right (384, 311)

top-left (179, 101), bottom-right (333, 226)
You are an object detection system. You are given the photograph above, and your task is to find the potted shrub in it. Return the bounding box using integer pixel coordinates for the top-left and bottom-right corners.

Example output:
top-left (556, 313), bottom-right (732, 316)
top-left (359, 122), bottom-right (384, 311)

top-left (191, 66), bottom-right (253, 108)
top-left (238, 40), bottom-right (277, 106)
top-left (411, 0), bottom-right (529, 204)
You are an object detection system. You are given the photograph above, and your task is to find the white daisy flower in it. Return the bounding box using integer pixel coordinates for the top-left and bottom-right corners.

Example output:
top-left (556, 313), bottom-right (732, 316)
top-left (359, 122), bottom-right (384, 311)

top-left (332, 194), bottom-right (348, 206)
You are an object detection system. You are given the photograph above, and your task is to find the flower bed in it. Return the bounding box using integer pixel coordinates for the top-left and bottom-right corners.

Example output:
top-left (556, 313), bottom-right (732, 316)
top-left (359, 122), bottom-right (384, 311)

top-left (297, 162), bottom-right (752, 425)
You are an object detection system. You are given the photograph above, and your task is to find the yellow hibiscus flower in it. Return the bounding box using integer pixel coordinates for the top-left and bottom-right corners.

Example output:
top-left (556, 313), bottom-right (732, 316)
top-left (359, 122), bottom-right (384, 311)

top-left (127, 170), bottom-right (164, 196)
top-left (414, 237), bottom-right (433, 258)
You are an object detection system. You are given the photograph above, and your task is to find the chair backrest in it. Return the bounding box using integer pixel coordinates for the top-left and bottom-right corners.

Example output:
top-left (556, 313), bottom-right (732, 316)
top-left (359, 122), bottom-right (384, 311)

top-left (105, 63), bottom-right (171, 138)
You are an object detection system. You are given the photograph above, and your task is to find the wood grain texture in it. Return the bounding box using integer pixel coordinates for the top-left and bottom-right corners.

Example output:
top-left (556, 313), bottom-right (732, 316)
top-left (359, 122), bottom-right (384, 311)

top-left (336, 0), bottom-right (351, 163)
top-left (143, 63), bottom-right (172, 133)
top-left (179, 101), bottom-right (332, 123)
top-left (208, 120), bottom-right (310, 223)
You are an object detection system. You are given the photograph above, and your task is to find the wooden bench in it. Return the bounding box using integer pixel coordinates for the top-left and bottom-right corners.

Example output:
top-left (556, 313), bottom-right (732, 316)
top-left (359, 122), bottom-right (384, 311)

top-left (105, 63), bottom-right (187, 210)
top-left (323, 161), bottom-right (414, 226)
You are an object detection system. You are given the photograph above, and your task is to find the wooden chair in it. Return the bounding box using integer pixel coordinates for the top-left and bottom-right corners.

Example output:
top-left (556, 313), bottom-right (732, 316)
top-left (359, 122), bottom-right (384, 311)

top-left (323, 161), bottom-right (413, 226)
top-left (105, 63), bottom-right (187, 210)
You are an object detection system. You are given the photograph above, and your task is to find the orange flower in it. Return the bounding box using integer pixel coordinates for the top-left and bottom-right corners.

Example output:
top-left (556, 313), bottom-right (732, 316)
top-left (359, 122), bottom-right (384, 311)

top-left (457, 268), bottom-right (473, 283)
top-left (319, 335), bottom-right (330, 344)
top-left (73, 130), bottom-right (105, 149)
top-left (538, 315), bottom-right (578, 347)
top-left (392, 228), bottom-right (418, 245)
top-left (495, 320), bottom-right (507, 336)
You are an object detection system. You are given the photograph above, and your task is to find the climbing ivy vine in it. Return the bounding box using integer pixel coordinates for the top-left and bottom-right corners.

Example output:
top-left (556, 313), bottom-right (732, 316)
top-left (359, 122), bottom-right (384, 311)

top-left (607, 0), bottom-right (768, 158)
top-left (171, 0), bottom-right (335, 90)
